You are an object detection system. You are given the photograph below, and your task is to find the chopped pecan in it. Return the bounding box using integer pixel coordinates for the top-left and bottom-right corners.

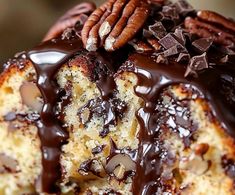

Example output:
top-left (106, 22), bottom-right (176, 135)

top-left (147, 38), bottom-right (161, 51)
top-left (197, 10), bottom-right (235, 33)
top-left (129, 39), bottom-right (153, 52)
top-left (43, 2), bottom-right (96, 41)
top-left (82, 0), bottom-right (150, 52)
top-left (184, 11), bottom-right (235, 47)
top-left (0, 153), bottom-right (19, 173)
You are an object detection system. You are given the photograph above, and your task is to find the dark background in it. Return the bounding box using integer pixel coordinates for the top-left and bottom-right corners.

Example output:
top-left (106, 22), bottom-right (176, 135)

top-left (0, 0), bottom-right (235, 65)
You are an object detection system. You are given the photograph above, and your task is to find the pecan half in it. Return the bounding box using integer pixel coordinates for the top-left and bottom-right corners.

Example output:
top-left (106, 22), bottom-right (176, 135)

top-left (184, 10), bottom-right (235, 47)
top-left (81, 0), bottom-right (150, 52)
top-left (43, 2), bottom-right (96, 41)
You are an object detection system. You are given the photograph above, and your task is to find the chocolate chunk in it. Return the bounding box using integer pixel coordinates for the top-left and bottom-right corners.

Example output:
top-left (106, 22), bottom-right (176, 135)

top-left (174, 28), bottom-right (186, 45)
top-left (185, 53), bottom-right (208, 77)
top-left (78, 159), bottom-right (102, 177)
top-left (174, 0), bottom-right (194, 16)
top-left (159, 33), bottom-right (184, 50)
top-left (222, 156), bottom-right (235, 180)
top-left (192, 38), bottom-right (213, 53)
top-left (92, 145), bottom-right (105, 155)
top-left (177, 53), bottom-right (191, 63)
top-left (149, 22), bottom-right (167, 39)
top-left (4, 112), bottom-right (16, 121)
top-left (0, 153), bottom-right (18, 173)
top-left (162, 5), bottom-right (179, 20)
top-left (163, 44), bottom-right (187, 57)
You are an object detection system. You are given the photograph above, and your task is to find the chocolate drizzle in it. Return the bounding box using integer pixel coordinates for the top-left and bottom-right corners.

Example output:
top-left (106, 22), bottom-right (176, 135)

top-left (27, 38), bottom-right (83, 192)
top-left (122, 53), bottom-right (235, 194)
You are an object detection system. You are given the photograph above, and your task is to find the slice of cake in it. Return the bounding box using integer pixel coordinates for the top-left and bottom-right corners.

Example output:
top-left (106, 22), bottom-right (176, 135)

top-left (0, 0), bottom-right (235, 194)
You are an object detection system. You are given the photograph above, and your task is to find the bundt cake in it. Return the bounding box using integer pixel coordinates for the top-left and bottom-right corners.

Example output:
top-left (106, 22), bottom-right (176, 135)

top-left (0, 0), bottom-right (235, 194)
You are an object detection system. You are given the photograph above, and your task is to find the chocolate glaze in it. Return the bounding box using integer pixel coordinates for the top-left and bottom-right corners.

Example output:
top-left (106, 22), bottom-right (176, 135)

top-left (120, 53), bottom-right (235, 194)
top-left (27, 38), bottom-right (83, 192)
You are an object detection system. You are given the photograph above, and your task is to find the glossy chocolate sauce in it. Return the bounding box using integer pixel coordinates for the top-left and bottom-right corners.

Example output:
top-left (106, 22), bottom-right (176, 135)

top-left (27, 38), bottom-right (83, 192)
top-left (122, 54), bottom-right (235, 194)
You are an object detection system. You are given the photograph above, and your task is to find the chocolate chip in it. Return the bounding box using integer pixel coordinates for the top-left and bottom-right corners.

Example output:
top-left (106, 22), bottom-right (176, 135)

top-left (78, 159), bottom-right (102, 177)
top-left (4, 112), bottom-right (16, 121)
top-left (92, 145), bottom-right (105, 155)
top-left (177, 53), bottom-right (191, 63)
top-left (174, 0), bottom-right (194, 16)
top-left (222, 156), bottom-right (235, 180)
top-left (159, 33), bottom-right (184, 50)
top-left (192, 38), bottom-right (213, 53)
top-left (149, 22), bottom-right (167, 39)
top-left (185, 53), bottom-right (208, 77)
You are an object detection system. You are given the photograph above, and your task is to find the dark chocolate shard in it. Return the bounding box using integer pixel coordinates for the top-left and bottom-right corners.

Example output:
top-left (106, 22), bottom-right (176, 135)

top-left (92, 145), bottom-right (105, 155)
top-left (149, 22), bottom-right (167, 40)
top-left (4, 112), bottom-right (17, 121)
top-left (159, 33), bottom-right (184, 50)
top-left (177, 53), bottom-right (191, 63)
top-left (192, 38), bottom-right (213, 53)
top-left (174, 0), bottom-right (194, 16)
top-left (174, 28), bottom-right (186, 45)
top-left (162, 5), bottom-right (179, 20)
top-left (185, 53), bottom-right (208, 77)
top-left (163, 44), bottom-right (187, 57)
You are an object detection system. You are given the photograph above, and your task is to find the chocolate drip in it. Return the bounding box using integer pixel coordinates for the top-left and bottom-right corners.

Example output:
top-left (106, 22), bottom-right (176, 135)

top-left (123, 54), bottom-right (235, 194)
top-left (27, 38), bottom-right (83, 192)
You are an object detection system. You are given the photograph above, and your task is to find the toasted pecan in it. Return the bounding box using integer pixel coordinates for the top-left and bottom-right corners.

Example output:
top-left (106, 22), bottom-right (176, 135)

top-left (43, 2), bottom-right (96, 41)
top-left (82, 0), bottom-right (150, 52)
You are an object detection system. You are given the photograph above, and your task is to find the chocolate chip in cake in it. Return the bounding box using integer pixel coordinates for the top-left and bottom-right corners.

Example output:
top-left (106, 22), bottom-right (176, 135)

top-left (92, 145), bottom-right (105, 155)
top-left (4, 112), bottom-right (17, 121)
top-left (222, 156), bottom-right (235, 180)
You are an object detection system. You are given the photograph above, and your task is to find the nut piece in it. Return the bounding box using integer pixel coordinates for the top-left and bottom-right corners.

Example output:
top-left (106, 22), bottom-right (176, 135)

top-left (197, 10), bottom-right (235, 33)
top-left (194, 143), bottom-right (209, 156)
top-left (82, 0), bottom-right (150, 52)
top-left (105, 154), bottom-right (135, 177)
top-left (185, 15), bottom-right (235, 47)
top-left (20, 82), bottom-right (43, 112)
top-left (129, 39), bottom-right (153, 52)
top-left (179, 153), bottom-right (209, 175)
top-left (113, 164), bottom-right (126, 180)
top-left (43, 2), bottom-right (96, 41)
top-left (0, 153), bottom-right (19, 173)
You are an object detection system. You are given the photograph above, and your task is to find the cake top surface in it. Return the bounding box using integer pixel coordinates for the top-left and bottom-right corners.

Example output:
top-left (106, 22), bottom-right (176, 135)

top-left (1, 0), bottom-right (235, 193)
